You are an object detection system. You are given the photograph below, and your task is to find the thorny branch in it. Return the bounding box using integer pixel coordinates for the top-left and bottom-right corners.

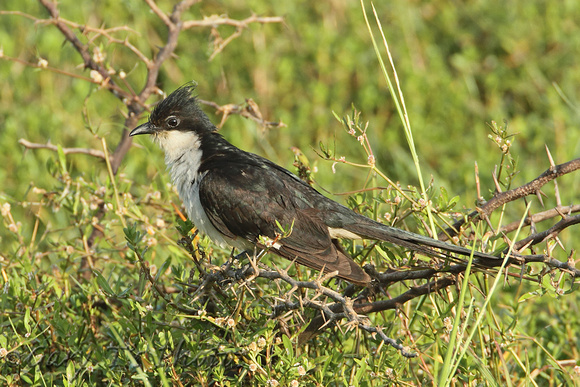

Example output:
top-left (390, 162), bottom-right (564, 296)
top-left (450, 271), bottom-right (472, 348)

top-left (182, 13), bottom-right (284, 29)
top-left (162, 144), bottom-right (580, 355)
top-left (495, 204), bottom-right (580, 236)
top-left (441, 157), bottom-right (580, 241)
top-left (4, 0), bottom-right (580, 357)
top-left (5, 1), bottom-right (283, 277)
top-left (5, 0), bottom-right (284, 174)
top-left (513, 214), bottom-right (580, 252)
top-left (185, 257), bottom-right (418, 357)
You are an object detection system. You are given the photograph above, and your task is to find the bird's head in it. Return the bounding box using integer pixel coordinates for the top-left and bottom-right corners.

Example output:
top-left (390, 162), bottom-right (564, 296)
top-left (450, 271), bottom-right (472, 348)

top-left (130, 82), bottom-right (216, 141)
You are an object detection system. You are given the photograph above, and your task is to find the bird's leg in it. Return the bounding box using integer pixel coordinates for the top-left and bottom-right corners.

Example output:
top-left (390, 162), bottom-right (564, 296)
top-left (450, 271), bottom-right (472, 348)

top-left (232, 249), bottom-right (251, 261)
top-left (223, 249), bottom-right (254, 281)
top-left (234, 247), bottom-right (269, 280)
top-left (218, 248), bottom-right (240, 273)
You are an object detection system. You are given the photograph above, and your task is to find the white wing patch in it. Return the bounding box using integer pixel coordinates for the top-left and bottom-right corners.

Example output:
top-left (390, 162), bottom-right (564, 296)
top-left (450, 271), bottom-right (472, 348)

top-left (328, 227), bottom-right (362, 240)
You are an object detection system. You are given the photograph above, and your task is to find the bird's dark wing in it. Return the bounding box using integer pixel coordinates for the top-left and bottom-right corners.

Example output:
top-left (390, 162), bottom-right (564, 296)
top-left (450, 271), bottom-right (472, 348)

top-left (198, 155), bottom-right (371, 285)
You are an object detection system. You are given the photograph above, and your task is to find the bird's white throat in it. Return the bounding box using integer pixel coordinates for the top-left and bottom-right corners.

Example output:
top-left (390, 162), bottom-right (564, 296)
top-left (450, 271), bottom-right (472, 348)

top-left (153, 130), bottom-right (203, 193)
top-left (154, 130), bottom-right (202, 165)
top-left (154, 130), bottom-right (241, 249)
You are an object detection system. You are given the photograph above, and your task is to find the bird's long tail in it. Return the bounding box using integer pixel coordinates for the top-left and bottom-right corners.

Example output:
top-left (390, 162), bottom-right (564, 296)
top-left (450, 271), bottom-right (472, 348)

top-left (344, 217), bottom-right (503, 263)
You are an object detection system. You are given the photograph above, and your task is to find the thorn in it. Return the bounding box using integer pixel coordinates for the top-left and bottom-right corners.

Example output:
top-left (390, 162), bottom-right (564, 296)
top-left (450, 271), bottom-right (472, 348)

top-left (545, 145), bottom-right (556, 170)
top-left (319, 317), bottom-right (335, 330)
top-left (474, 161), bottom-right (482, 200)
top-left (492, 166), bottom-right (502, 193)
top-left (554, 206), bottom-right (567, 220)
top-left (538, 189), bottom-right (548, 198)
top-left (248, 251), bottom-right (262, 275)
top-left (316, 264), bottom-right (327, 285)
top-left (320, 270), bottom-right (339, 284)
top-left (518, 239), bottom-right (534, 253)
top-left (285, 257), bottom-right (297, 273)
top-left (481, 214), bottom-right (496, 235)
top-left (500, 232), bottom-right (514, 249)
top-left (567, 250), bottom-right (575, 267)
top-left (547, 240), bottom-right (557, 255)
top-left (554, 236), bottom-right (566, 251)
top-left (535, 190), bottom-right (545, 208)
top-left (271, 261), bottom-right (287, 277)
top-left (526, 204), bottom-right (537, 235)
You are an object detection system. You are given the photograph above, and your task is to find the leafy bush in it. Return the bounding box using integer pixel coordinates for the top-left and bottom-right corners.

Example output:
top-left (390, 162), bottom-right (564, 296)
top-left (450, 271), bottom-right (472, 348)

top-left (1, 1), bottom-right (579, 386)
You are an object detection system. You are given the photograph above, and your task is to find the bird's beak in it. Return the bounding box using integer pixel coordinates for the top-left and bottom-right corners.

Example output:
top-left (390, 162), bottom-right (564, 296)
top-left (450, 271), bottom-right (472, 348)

top-left (130, 122), bottom-right (156, 137)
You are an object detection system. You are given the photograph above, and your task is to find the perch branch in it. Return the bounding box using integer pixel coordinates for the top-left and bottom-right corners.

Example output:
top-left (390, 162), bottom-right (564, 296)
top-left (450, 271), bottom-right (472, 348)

top-left (441, 157), bottom-right (580, 240)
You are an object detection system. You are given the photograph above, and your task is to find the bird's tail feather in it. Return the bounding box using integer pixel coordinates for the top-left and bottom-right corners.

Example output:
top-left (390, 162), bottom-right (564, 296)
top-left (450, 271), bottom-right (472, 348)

top-left (330, 239), bottom-right (372, 285)
top-left (344, 219), bottom-right (502, 262)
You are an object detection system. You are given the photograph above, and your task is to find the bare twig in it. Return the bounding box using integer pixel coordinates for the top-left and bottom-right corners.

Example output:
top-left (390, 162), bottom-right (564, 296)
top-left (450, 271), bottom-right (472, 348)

top-left (18, 139), bottom-right (108, 161)
top-left (358, 325), bottom-right (415, 357)
top-left (514, 214), bottom-right (580, 252)
top-left (199, 99), bottom-right (286, 129)
top-left (495, 204), bottom-right (580, 235)
top-left (182, 13), bottom-right (284, 30)
top-left (37, 0), bottom-right (128, 100)
top-left (0, 54), bottom-right (115, 86)
top-left (441, 157), bottom-right (580, 240)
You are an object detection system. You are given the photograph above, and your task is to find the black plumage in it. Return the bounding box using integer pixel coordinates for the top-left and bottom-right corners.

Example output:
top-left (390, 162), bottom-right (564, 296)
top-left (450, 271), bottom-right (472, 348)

top-left (130, 83), bottom-right (502, 285)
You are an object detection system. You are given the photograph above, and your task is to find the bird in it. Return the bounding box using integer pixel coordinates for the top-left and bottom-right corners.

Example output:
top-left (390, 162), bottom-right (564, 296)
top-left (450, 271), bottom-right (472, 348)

top-left (130, 83), bottom-right (502, 286)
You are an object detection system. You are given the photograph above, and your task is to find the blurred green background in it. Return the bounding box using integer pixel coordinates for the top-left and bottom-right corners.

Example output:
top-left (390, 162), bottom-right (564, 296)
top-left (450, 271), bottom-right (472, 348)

top-left (1, 1), bottom-right (580, 384)
top-left (2, 0), bottom-right (578, 204)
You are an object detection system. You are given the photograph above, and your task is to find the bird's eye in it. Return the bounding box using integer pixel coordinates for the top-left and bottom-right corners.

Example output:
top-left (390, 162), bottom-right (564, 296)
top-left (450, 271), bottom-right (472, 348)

top-left (166, 116), bottom-right (180, 128)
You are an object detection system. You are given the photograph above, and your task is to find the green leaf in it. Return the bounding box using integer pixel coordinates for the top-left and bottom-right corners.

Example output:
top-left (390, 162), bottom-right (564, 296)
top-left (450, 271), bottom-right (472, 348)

top-left (23, 307), bottom-right (31, 333)
top-left (373, 244), bottom-right (390, 260)
top-left (176, 218), bottom-right (195, 236)
top-left (57, 144), bottom-right (68, 175)
top-left (518, 289), bottom-right (545, 303)
top-left (65, 360), bottom-right (75, 387)
top-left (155, 258), bottom-right (172, 282)
top-left (124, 222), bottom-right (143, 250)
top-left (282, 334), bottom-right (294, 359)
top-left (353, 357), bottom-right (367, 385)
top-left (94, 270), bottom-right (115, 296)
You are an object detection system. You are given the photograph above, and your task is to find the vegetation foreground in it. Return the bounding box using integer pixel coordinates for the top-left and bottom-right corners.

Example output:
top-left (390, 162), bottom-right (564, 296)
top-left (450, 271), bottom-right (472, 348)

top-left (1, 1), bottom-right (579, 385)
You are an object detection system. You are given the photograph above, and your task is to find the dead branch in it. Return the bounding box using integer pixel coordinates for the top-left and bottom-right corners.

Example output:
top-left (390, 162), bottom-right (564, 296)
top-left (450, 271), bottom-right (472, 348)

top-left (184, 257), bottom-right (414, 355)
top-left (441, 157), bottom-right (580, 241)
top-left (37, 0), bottom-right (129, 100)
top-left (18, 139), bottom-right (108, 161)
top-left (514, 214), bottom-right (580, 251)
top-left (199, 98), bottom-right (286, 129)
top-left (182, 14), bottom-right (284, 29)
top-left (495, 204), bottom-right (580, 236)
top-left (183, 14), bottom-right (284, 61)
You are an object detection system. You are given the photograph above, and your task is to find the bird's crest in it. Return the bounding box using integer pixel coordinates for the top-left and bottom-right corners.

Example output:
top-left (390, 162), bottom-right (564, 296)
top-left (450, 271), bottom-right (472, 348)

top-left (150, 82), bottom-right (199, 124)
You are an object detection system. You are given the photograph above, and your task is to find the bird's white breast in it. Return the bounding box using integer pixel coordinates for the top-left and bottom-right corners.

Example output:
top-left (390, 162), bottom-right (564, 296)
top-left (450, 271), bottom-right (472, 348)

top-left (154, 130), bottom-right (239, 248)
